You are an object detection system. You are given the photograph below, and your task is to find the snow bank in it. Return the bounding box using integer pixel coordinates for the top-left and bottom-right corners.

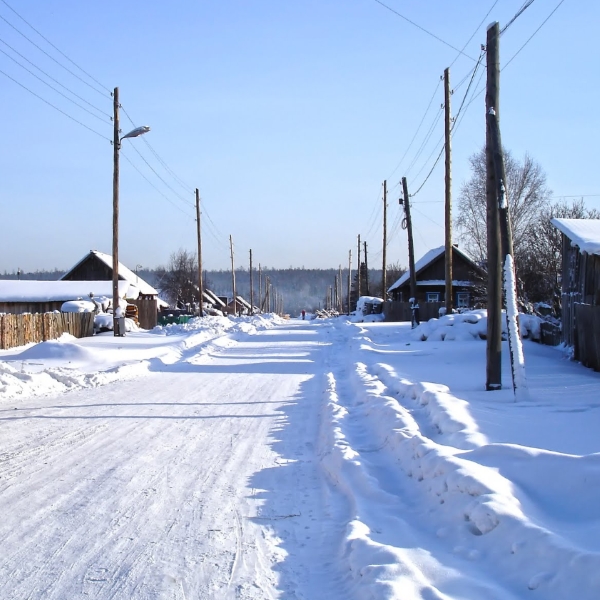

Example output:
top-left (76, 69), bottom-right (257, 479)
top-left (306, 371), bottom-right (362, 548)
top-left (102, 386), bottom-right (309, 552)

top-left (411, 309), bottom-right (543, 342)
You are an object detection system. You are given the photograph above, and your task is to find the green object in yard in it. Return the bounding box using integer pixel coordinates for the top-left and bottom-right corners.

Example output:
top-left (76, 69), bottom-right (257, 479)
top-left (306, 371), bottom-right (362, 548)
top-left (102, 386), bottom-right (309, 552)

top-left (158, 314), bottom-right (192, 326)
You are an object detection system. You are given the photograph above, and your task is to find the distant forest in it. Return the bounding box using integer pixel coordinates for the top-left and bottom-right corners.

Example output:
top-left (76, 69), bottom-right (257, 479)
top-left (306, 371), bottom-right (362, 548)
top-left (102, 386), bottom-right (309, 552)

top-left (1, 266), bottom-right (393, 316)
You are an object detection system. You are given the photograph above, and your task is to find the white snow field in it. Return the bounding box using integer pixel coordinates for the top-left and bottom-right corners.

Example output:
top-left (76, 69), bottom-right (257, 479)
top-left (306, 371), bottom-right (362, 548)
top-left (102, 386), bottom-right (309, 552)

top-left (1, 314), bottom-right (599, 599)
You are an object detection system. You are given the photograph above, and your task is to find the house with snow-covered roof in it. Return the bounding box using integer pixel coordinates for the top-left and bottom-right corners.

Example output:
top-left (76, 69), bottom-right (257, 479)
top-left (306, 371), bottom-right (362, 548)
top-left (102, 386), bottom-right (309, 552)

top-left (387, 245), bottom-right (485, 308)
top-left (60, 250), bottom-right (160, 299)
top-left (551, 218), bottom-right (600, 369)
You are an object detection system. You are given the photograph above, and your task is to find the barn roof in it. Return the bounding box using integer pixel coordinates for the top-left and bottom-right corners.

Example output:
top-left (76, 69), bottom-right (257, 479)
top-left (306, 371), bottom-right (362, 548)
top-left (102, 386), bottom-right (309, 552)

top-left (61, 250), bottom-right (159, 296)
top-left (551, 218), bottom-right (600, 255)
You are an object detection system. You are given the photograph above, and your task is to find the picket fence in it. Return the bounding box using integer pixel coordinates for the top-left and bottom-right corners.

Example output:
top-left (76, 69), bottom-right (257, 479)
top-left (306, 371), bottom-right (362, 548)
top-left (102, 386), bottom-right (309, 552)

top-left (0, 312), bottom-right (94, 350)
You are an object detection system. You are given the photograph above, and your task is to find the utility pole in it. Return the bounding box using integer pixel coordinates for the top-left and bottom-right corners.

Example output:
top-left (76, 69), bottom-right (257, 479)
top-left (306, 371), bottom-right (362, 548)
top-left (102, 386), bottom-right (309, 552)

top-left (382, 180), bottom-right (387, 299)
top-left (363, 241), bottom-right (370, 296)
top-left (486, 22), bottom-right (502, 391)
top-left (195, 188), bottom-right (203, 316)
top-left (112, 86), bottom-right (120, 336)
top-left (258, 264), bottom-right (262, 313)
top-left (333, 275), bottom-right (338, 311)
top-left (338, 265), bottom-right (343, 312)
top-left (249, 249), bottom-right (254, 316)
top-left (488, 106), bottom-right (527, 396)
top-left (348, 249), bottom-right (352, 315)
top-left (444, 68), bottom-right (453, 316)
top-left (357, 234), bottom-right (362, 300)
top-left (229, 234), bottom-right (237, 316)
top-left (401, 177), bottom-right (417, 302)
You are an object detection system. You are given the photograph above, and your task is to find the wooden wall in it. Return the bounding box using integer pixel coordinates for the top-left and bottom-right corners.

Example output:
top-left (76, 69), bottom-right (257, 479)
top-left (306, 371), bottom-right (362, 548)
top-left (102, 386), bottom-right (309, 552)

top-left (0, 312), bottom-right (94, 350)
top-left (383, 301), bottom-right (445, 323)
top-left (132, 298), bottom-right (158, 330)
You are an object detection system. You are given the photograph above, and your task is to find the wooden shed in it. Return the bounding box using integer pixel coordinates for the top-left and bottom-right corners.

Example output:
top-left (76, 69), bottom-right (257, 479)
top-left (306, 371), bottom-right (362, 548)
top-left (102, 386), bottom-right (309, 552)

top-left (551, 218), bottom-right (600, 370)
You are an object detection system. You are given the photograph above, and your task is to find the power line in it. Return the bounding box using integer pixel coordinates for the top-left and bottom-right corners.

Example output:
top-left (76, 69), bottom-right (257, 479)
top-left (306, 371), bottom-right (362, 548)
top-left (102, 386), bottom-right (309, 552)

top-left (121, 106), bottom-right (193, 194)
top-left (500, 0), bottom-right (536, 35)
top-left (410, 51), bottom-right (485, 196)
top-left (127, 142), bottom-right (195, 210)
top-left (0, 0), bottom-right (111, 94)
top-left (0, 45), bottom-right (110, 123)
top-left (387, 78), bottom-right (442, 181)
top-left (121, 151), bottom-right (195, 219)
top-left (449, 0), bottom-right (499, 69)
top-left (371, 0), bottom-right (476, 61)
top-left (0, 37), bottom-right (111, 118)
top-left (503, 0), bottom-right (565, 69)
top-left (0, 66), bottom-right (111, 141)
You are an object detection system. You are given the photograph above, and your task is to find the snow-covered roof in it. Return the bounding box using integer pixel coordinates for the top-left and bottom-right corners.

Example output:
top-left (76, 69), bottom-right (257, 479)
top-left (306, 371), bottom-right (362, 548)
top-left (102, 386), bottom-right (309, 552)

top-left (236, 295), bottom-right (252, 309)
top-left (551, 218), bottom-right (600, 255)
top-left (61, 250), bottom-right (159, 296)
top-left (388, 246), bottom-right (480, 292)
top-left (0, 280), bottom-right (132, 303)
top-left (416, 280), bottom-right (474, 287)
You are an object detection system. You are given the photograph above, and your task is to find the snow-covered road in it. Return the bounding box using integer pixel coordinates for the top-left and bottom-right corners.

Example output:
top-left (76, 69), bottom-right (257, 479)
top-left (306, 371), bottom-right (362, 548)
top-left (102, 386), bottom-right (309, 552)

top-left (1, 321), bottom-right (352, 599)
top-left (1, 314), bottom-right (600, 599)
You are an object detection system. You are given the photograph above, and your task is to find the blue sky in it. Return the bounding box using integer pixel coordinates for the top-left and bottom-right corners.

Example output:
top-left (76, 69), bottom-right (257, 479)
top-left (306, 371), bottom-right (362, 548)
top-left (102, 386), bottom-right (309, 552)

top-left (0, 0), bottom-right (595, 274)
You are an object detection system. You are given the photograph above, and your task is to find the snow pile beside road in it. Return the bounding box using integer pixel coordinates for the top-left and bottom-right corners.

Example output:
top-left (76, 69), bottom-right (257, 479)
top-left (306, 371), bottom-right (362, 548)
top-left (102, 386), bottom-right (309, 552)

top-left (0, 314), bottom-right (283, 402)
top-left (411, 309), bottom-right (543, 341)
top-left (316, 321), bottom-right (600, 599)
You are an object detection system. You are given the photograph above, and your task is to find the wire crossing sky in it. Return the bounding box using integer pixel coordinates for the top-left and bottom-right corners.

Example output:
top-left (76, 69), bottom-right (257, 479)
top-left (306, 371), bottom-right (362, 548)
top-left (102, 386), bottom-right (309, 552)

top-left (0, 0), bottom-right (594, 274)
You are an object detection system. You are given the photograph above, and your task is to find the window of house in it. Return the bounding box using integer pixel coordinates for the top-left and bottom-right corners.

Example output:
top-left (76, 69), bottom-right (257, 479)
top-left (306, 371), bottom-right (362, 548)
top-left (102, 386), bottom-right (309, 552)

top-left (426, 292), bottom-right (439, 302)
top-left (457, 292), bottom-right (470, 307)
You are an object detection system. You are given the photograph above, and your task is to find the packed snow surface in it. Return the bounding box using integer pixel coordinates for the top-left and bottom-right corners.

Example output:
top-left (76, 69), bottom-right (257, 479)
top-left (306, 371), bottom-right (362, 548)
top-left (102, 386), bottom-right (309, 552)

top-left (1, 313), bottom-right (599, 599)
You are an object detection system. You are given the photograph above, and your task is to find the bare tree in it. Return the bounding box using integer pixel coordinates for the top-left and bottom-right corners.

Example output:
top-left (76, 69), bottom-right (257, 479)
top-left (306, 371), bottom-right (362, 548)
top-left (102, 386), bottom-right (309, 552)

top-left (156, 249), bottom-right (198, 307)
top-left (455, 148), bottom-right (552, 263)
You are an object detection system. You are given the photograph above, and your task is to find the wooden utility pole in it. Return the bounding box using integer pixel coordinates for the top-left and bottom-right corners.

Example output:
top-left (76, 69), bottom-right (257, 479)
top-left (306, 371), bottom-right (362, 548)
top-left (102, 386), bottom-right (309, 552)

top-left (357, 234), bottom-right (362, 300)
top-left (338, 265), bottom-right (343, 312)
top-left (488, 107), bottom-right (527, 396)
top-left (486, 22), bottom-right (502, 391)
top-left (195, 188), bottom-right (204, 316)
top-left (249, 249), bottom-right (254, 316)
top-left (229, 235), bottom-right (237, 316)
top-left (112, 86), bottom-right (120, 335)
top-left (382, 180), bottom-right (387, 299)
top-left (401, 177), bottom-right (417, 301)
top-left (444, 68), bottom-right (453, 316)
top-left (258, 264), bottom-right (262, 312)
top-left (348, 249), bottom-right (352, 315)
top-left (363, 241), bottom-right (370, 296)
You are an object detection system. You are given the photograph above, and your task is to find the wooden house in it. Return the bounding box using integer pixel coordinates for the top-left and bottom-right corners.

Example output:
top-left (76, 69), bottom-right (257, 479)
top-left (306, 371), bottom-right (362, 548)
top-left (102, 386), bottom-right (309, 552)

top-left (551, 218), bottom-right (600, 370)
top-left (61, 250), bottom-right (165, 329)
top-left (387, 245), bottom-right (485, 306)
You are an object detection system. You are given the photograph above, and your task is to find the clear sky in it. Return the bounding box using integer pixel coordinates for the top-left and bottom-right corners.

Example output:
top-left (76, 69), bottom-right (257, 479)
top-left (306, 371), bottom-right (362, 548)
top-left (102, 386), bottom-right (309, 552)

top-left (0, 0), bottom-right (596, 274)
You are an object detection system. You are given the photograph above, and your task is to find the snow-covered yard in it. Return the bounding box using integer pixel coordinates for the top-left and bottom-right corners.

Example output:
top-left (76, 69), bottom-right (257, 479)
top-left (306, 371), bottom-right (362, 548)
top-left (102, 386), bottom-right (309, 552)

top-left (1, 314), bottom-right (599, 599)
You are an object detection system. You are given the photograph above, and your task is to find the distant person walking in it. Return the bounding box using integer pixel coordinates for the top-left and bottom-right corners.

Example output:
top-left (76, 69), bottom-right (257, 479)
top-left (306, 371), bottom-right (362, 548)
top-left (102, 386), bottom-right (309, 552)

top-left (301, 310), bottom-right (306, 320)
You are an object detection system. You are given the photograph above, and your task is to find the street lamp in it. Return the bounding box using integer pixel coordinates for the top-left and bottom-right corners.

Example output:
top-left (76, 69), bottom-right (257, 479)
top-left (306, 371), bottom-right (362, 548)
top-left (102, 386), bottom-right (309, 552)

top-left (135, 264), bottom-right (142, 284)
top-left (112, 86), bottom-right (150, 336)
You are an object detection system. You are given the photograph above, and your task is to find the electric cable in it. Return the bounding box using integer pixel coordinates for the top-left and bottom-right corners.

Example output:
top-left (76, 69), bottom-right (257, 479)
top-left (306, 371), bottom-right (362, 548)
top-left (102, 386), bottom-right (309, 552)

top-left (371, 0), bottom-right (476, 61)
top-left (0, 12), bottom-right (108, 97)
top-left (0, 0), bottom-right (111, 93)
top-left (0, 66), bottom-right (111, 141)
top-left (0, 37), bottom-right (111, 118)
top-left (0, 46), bottom-right (110, 123)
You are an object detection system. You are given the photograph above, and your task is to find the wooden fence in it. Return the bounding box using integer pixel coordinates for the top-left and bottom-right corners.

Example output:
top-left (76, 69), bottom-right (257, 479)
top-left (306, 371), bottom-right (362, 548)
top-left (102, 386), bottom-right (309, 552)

top-left (574, 303), bottom-right (600, 371)
top-left (383, 301), bottom-right (445, 323)
top-left (0, 312), bottom-right (94, 350)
